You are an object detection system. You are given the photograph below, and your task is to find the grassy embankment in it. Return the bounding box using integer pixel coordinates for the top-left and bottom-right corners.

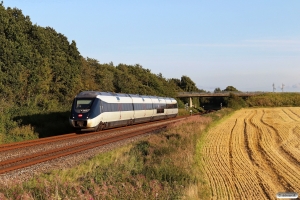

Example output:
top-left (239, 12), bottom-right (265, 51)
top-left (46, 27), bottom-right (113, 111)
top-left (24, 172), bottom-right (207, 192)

top-left (0, 108), bottom-right (233, 199)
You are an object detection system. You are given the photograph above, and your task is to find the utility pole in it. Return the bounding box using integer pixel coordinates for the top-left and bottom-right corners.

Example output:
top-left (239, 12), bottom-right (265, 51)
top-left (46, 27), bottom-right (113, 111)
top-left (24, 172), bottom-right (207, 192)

top-left (281, 83), bottom-right (285, 92)
top-left (272, 83), bottom-right (276, 92)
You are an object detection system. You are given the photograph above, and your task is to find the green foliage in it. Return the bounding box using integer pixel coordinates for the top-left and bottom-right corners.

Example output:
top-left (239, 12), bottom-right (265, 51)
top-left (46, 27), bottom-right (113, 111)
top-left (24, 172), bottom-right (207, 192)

top-left (180, 75), bottom-right (199, 92)
top-left (226, 93), bottom-right (247, 109)
top-left (214, 87), bottom-right (221, 93)
top-left (0, 5), bottom-right (82, 105)
top-left (177, 99), bottom-right (185, 109)
top-left (246, 93), bottom-right (300, 107)
top-left (203, 91), bottom-right (300, 111)
top-left (223, 86), bottom-right (239, 92)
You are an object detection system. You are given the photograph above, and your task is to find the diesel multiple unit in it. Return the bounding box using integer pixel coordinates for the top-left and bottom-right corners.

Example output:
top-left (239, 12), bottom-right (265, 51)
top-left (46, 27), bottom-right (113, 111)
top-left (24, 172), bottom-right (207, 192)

top-left (69, 91), bottom-right (178, 131)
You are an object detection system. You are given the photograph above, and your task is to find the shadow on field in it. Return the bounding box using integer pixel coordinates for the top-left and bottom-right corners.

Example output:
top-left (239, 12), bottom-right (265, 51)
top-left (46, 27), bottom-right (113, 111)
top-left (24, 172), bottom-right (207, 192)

top-left (14, 111), bottom-right (74, 138)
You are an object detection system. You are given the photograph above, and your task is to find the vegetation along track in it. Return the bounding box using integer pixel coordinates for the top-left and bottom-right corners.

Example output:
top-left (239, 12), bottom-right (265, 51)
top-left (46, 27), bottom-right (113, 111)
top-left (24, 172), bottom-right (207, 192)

top-left (0, 117), bottom-right (185, 175)
top-left (199, 107), bottom-right (300, 200)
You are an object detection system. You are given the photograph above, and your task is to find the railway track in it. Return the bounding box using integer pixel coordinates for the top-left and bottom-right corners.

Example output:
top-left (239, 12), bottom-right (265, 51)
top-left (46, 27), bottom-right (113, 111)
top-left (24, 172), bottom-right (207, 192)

top-left (0, 117), bottom-right (186, 175)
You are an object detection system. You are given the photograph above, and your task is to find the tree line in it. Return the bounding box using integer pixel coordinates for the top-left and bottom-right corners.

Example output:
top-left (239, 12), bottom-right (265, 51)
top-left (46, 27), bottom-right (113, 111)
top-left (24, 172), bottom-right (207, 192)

top-left (0, 3), bottom-right (202, 106)
top-left (0, 3), bottom-right (202, 142)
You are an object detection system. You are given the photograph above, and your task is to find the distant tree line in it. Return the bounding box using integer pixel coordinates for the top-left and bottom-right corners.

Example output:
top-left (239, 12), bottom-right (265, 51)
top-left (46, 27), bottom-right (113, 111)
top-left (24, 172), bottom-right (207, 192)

top-left (210, 86), bottom-right (300, 110)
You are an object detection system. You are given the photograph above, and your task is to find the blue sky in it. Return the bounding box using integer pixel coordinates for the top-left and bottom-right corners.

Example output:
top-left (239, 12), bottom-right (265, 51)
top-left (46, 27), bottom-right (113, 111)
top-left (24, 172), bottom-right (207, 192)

top-left (4, 1), bottom-right (300, 92)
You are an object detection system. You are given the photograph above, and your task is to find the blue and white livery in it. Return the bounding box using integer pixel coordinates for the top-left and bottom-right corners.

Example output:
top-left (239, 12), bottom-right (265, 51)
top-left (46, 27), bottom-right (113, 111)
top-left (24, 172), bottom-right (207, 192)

top-left (69, 91), bottom-right (178, 131)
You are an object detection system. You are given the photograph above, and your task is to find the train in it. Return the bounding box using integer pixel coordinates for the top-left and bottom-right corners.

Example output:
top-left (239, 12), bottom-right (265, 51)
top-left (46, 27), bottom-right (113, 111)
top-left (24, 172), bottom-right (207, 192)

top-left (69, 91), bottom-right (178, 131)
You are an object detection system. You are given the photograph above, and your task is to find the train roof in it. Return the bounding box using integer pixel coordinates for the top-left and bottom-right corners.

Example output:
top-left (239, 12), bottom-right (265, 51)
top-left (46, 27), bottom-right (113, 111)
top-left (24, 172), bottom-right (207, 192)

top-left (75, 91), bottom-right (176, 101)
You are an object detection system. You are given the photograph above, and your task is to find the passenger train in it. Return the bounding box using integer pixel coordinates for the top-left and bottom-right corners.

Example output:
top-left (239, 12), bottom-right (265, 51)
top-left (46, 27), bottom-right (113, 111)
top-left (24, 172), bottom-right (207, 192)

top-left (69, 91), bottom-right (178, 131)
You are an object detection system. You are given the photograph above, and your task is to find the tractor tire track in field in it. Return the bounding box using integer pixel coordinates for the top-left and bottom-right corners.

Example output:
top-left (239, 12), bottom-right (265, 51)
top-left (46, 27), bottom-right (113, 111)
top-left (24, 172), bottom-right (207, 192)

top-left (261, 110), bottom-right (300, 168)
top-left (199, 108), bottom-right (300, 200)
top-left (253, 110), bottom-right (295, 194)
top-left (243, 111), bottom-right (270, 199)
top-left (287, 108), bottom-right (300, 122)
top-left (228, 118), bottom-right (242, 199)
top-left (281, 108), bottom-right (298, 122)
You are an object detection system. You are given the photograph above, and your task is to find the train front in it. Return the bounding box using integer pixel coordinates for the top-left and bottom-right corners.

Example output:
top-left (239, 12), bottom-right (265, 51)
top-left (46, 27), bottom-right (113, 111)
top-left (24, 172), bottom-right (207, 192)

top-left (69, 93), bottom-right (101, 131)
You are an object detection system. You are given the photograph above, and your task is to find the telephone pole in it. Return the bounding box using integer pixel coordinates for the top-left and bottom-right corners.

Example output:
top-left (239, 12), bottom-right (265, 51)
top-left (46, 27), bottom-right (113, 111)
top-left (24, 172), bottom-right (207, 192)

top-left (272, 83), bottom-right (276, 92)
top-left (281, 83), bottom-right (285, 92)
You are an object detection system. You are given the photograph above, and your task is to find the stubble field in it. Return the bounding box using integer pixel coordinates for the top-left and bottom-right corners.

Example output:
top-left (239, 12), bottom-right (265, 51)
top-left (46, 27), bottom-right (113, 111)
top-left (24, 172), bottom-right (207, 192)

top-left (199, 107), bottom-right (300, 199)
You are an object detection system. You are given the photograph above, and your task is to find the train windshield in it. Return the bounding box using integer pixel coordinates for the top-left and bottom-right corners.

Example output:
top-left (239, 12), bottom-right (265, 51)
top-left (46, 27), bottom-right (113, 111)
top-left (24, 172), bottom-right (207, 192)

top-left (75, 99), bottom-right (94, 109)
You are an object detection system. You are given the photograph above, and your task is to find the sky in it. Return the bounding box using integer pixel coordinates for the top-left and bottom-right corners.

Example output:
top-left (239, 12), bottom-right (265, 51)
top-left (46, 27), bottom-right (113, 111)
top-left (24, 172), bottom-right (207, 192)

top-left (3, 0), bottom-right (300, 92)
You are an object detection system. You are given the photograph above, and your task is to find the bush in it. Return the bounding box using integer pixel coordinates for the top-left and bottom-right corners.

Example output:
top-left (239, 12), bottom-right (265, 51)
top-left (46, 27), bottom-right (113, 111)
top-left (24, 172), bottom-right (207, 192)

top-left (226, 93), bottom-right (247, 109)
top-left (246, 93), bottom-right (300, 107)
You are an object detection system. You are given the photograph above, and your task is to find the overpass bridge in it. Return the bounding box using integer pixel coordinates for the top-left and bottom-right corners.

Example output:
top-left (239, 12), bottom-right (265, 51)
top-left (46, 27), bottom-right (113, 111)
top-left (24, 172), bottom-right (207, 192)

top-left (176, 92), bottom-right (266, 107)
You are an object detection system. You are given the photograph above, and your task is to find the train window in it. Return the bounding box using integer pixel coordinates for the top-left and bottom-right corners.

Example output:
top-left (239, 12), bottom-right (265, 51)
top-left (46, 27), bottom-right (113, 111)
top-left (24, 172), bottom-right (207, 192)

top-left (133, 103), bottom-right (149, 110)
top-left (101, 101), bottom-right (134, 112)
top-left (166, 104), bottom-right (178, 108)
top-left (76, 99), bottom-right (93, 109)
top-left (129, 104), bottom-right (131, 111)
top-left (148, 103), bottom-right (153, 110)
top-left (157, 108), bottom-right (164, 113)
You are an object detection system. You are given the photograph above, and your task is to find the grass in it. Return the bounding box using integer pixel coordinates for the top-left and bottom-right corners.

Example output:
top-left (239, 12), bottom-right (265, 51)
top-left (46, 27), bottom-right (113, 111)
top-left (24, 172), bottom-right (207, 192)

top-left (178, 108), bottom-right (203, 116)
top-left (0, 108), bottom-right (234, 199)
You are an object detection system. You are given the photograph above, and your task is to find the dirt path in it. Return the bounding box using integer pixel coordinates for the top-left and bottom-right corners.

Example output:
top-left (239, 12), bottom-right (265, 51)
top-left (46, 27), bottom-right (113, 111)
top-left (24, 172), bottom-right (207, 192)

top-left (199, 108), bottom-right (300, 200)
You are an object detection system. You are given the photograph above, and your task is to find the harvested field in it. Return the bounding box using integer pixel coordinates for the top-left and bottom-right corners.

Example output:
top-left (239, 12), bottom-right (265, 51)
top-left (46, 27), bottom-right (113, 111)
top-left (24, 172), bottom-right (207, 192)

top-left (199, 108), bottom-right (300, 200)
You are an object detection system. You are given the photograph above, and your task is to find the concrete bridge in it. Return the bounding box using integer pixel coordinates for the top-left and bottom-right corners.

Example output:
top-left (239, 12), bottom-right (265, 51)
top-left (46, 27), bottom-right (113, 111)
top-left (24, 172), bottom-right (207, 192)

top-left (176, 92), bottom-right (266, 107)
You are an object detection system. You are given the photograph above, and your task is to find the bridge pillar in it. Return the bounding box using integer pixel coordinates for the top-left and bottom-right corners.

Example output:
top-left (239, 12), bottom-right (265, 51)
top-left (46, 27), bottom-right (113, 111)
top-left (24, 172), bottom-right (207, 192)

top-left (189, 97), bottom-right (193, 108)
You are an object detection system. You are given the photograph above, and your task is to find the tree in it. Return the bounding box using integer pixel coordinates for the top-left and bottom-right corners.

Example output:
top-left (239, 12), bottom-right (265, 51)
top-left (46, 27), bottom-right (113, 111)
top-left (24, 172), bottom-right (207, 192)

top-left (226, 93), bottom-right (247, 109)
top-left (214, 87), bottom-right (222, 93)
top-left (223, 86), bottom-right (239, 92)
top-left (180, 75), bottom-right (199, 92)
